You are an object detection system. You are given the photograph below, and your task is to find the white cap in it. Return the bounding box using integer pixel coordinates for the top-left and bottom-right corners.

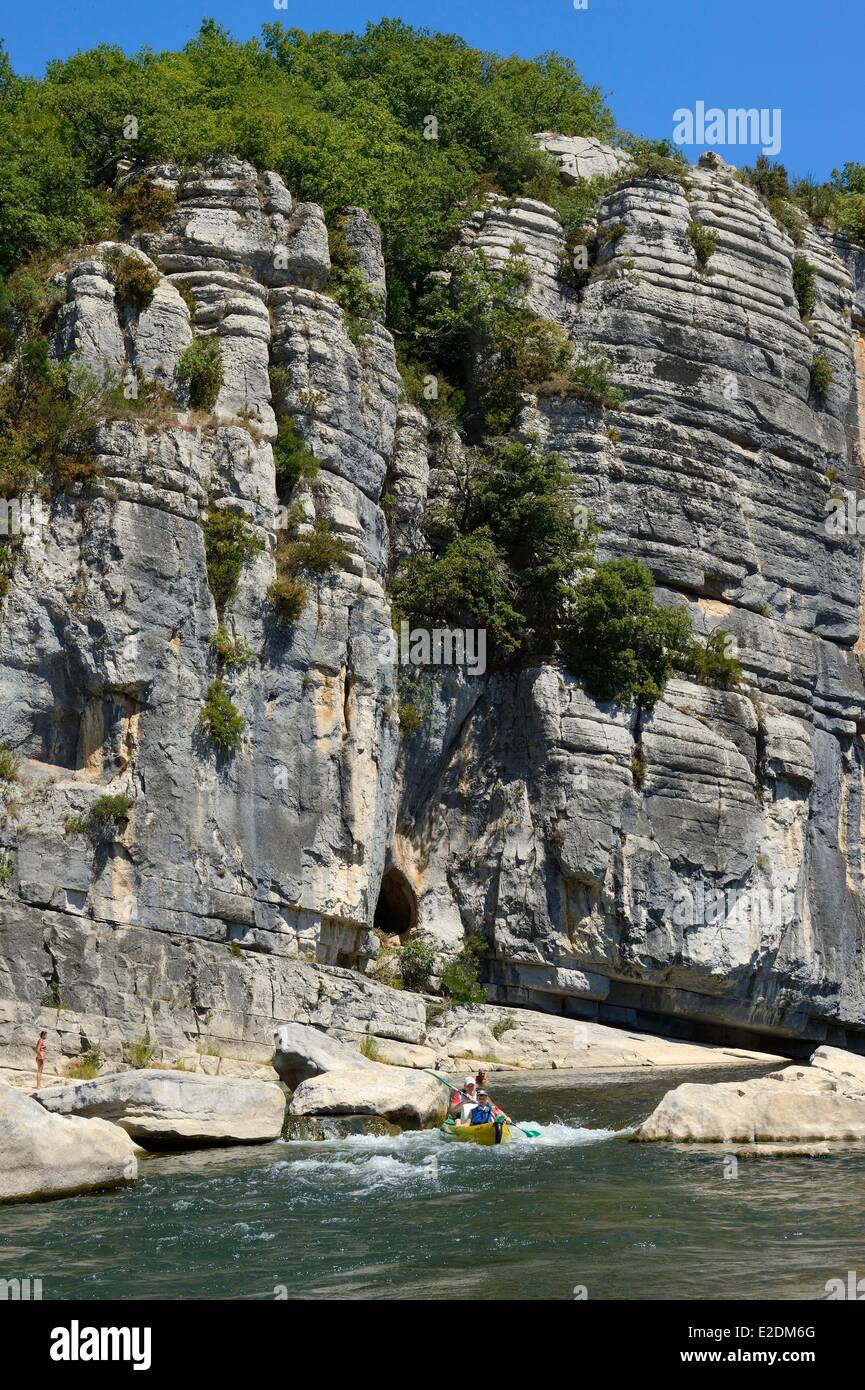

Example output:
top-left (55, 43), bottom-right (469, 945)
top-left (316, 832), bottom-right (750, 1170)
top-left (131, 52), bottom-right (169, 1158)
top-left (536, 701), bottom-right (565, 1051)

top-left (464, 1076), bottom-right (474, 1088)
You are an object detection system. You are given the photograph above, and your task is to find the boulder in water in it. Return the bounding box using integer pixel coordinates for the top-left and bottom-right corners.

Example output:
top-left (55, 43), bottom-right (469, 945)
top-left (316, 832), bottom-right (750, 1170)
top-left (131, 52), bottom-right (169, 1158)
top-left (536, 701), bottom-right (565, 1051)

top-left (635, 1046), bottom-right (865, 1144)
top-left (33, 1070), bottom-right (285, 1150)
top-left (0, 1082), bottom-right (137, 1203)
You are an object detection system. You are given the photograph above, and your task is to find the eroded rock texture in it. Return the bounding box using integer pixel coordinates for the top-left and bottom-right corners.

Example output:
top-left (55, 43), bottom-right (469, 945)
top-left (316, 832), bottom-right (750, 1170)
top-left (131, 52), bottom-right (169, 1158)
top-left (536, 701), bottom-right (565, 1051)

top-left (2, 145), bottom-right (865, 1066)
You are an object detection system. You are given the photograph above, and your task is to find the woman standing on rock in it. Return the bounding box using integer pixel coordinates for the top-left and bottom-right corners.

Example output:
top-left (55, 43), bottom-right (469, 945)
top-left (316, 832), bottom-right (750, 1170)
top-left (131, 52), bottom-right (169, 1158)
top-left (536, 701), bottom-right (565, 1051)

top-left (35, 1030), bottom-right (47, 1090)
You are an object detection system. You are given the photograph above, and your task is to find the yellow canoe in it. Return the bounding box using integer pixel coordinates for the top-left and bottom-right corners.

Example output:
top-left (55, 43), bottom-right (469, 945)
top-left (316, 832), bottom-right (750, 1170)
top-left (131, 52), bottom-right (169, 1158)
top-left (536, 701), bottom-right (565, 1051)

top-left (439, 1118), bottom-right (511, 1145)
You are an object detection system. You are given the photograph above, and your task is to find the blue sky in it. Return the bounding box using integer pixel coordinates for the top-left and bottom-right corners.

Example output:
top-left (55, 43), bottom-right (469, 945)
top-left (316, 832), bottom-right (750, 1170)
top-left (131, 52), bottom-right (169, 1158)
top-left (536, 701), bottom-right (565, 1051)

top-left (2, 0), bottom-right (861, 180)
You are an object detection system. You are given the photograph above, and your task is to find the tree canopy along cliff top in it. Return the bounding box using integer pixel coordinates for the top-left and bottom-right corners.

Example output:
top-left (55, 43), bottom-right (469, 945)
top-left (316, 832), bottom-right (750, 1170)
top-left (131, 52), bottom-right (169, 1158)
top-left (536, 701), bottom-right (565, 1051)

top-left (0, 18), bottom-right (615, 325)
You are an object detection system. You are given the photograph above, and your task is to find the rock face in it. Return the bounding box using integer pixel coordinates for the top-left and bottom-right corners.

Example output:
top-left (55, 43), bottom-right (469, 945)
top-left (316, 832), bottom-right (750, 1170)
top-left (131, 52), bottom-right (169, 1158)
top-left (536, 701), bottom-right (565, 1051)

top-left (0, 1082), bottom-right (137, 1202)
top-left (1, 147), bottom-right (865, 1063)
top-left (34, 1069), bottom-right (285, 1149)
top-left (388, 148), bottom-right (865, 1052)
top-left (635, 1045), bottom-right (865, 1143)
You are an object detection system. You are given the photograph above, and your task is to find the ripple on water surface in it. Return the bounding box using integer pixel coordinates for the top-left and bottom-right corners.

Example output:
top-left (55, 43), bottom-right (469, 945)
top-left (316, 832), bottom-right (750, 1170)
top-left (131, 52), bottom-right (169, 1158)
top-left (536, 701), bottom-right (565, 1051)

top-left (1, 1066), bottom-right (862, 1300)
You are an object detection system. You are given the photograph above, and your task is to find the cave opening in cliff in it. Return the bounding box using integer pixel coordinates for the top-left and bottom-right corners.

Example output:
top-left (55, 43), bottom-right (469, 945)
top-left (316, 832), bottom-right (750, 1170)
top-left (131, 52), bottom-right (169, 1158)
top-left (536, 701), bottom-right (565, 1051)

top-left (374, 868), bottom-right (417, 938)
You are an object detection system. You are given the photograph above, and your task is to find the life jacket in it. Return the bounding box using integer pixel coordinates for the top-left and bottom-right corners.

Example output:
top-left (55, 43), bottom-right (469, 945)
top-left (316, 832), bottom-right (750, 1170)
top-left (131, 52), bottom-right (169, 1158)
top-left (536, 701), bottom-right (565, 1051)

top-left (470, 1103), bottom-right (493, 1124)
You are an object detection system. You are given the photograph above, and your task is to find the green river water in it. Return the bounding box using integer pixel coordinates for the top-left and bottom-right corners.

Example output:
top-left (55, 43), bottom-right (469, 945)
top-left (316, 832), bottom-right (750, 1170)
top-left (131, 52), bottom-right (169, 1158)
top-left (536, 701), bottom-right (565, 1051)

top-left (3, 1064), bottom-right (863, 1301)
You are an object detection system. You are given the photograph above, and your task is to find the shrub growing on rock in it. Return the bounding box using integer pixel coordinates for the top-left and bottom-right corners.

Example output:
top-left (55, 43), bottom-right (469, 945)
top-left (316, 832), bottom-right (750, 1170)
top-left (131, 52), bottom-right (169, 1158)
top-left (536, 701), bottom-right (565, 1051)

top-left (561, 557), bottom-right (693, 708)
top-left (112, 178), bottom-right (177, 233)
top-left (683, 629), bottom-right (742, 689)
top-left (272, 416), bottom-right (322, 498)
top-left (0, 743), bottom-right (19, 782)
top-left (687, 220), bottom-right (717, 270)
top-left (809, 351), bottom-right (834, 397)
top-left (89, 793), bottom-right (133, 827)
top-left (441, 933), bottom-right (488, 1006)
top-left (393, 437), bottom-right (595, 664)
top-left (792, 255), bottom-right (817, 319)
top-left (0, 341), bottom-right (102, 497)
top-left (202, 507), bottom-right (264, 616)
top-left (198, 679), bottom-right (244, 755)
top-left (278, 518), bottom-right (349, 576)
top-left (65, 1046), bottom-right (102, 1080)
top-left (208, 627), bottom-right (258, 670)
top-left (267, 572), bottom-right (308, 622)
top-left (105, 250), bottom-right (160, 312)
top-left (177, 335), bottom-right (223, 410)
top-left (416, 250), bottom-right (575, 436)
top-left (559, 347), bottom-right (623, 409)
top-left (399, 937), bottom-right (438, 992)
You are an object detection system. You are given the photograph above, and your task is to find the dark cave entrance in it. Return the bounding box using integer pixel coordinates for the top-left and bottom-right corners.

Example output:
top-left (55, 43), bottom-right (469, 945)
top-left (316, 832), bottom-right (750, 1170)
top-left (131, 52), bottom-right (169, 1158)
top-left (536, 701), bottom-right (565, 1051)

top-left (374, 867), bottom-right (417, 939)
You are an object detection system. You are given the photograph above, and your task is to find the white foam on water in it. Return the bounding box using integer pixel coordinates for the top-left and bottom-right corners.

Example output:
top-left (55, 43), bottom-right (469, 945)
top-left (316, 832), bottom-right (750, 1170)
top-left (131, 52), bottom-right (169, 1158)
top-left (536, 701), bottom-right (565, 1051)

top-left (513, 1120), bottom-right (621, 1147)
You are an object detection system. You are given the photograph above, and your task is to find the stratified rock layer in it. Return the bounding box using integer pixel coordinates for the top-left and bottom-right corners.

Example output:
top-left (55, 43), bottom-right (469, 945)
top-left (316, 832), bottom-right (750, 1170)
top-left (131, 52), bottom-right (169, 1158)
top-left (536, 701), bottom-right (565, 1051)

top-left (1, 148), bottom-right (865, 1061)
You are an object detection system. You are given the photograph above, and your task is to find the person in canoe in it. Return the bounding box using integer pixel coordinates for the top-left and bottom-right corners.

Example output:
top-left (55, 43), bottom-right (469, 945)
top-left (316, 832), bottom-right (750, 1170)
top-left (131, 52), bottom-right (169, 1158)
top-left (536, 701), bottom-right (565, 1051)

top-left (473, 1088), bottom-right (511, 1127)
top-left (450, 1076), bottom-right (479, 1125)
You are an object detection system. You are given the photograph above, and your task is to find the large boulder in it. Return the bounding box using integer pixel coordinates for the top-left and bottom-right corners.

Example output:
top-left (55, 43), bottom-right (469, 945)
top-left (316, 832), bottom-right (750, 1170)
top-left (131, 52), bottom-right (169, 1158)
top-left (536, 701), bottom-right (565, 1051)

top-left (635, 1046), bottom-right (865, 1143)
top-left (288, 1066), bottom-right (447, 1130)
top-left (34, 1070), bottom-right (285, 1150)
top-left (274, 1021), bottom-right (446, 1129)
top-left (273, 1022), bottom-right (380, 1088)
top-left (1, 1082), bottom-right (137, 1203)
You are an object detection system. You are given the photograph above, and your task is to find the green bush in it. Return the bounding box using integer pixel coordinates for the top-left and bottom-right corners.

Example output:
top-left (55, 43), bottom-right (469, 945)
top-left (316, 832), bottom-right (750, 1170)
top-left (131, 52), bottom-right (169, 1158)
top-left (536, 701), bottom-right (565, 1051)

top-left (105, 250), bottom-right (160, 312)
top-left (126, 1034), bottom-right (155, 1068)
top-left (202, 508), bottom-right (264, 616)
top-left (630, 747), bottom-right (646, 788)
top-left (0, 342), bottom-right (102, 497)
top-left (416, 250), bottom-right (575, 435)
top-left (767, 197), bottom-right (804, 247)
top-left (741, 155), bottom-right (790, 200)
top-left (392, 437), bottom-right (594, 664)
top-left (688, 221), bottom-right (717, 270)
top-left (561, 557), bottom-right (693, 709)
top-left (208, 627), bottom-right (258, 669)
top-left (441, 933), bottom-right (488, 1006)
top-left (398, 702), bottom-right (426, 738)
top-left (267, 573), bottom-right (308, 622)
top-left (792, 256), bottom-right (817, 319)
top-left (809, 352), bottom-right (834, 397)
top-left (112, 179), bottom-right (177, 233)
top-left (198, 680), bottom-right (245, 756)
top-left (65, 1045), bottom-right (102, 1079)
top-left (682, 629), bottom-right (742, 688)
top-left (328, 231), bottom-right (380, 345)
top-left (177, 336), bottom-right (223, 410)
top-left (559, 348), bottom-right (624, 409)
top-left (89, 793), bottom-right (133, 827)
top-left (279, 518), bottom-right (348, 576)
top-left (272, 416), bottom-right (322, 498)
top-left (0, 744), bottom-right (19, 782)
top-left (622, 138), bottom-right (690, 186)
top-left (399, 937), bottom-right (438, 992)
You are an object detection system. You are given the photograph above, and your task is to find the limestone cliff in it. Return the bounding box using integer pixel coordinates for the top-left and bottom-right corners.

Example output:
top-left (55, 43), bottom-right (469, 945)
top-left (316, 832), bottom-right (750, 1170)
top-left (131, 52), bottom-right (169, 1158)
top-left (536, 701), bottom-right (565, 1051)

top-left (1, 145), bottom-right (864, 1073)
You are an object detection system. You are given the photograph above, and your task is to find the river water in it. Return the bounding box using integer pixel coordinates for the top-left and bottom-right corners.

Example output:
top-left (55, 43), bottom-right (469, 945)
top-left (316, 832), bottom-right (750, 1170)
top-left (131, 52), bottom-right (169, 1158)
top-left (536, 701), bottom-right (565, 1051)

top-left (3, 1065), bottom-right (862, 1301)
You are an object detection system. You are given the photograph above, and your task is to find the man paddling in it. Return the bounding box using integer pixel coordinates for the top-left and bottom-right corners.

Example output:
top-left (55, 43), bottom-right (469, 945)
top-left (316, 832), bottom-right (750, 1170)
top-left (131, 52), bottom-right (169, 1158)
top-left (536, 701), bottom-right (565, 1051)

top-left (449, 1076), bottom-right (478, 1125)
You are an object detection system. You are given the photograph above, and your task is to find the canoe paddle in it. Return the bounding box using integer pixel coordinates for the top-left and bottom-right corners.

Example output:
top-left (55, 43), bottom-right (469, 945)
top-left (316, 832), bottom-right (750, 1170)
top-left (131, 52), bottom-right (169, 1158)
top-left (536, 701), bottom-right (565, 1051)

top-left (424, 1070), bottom-right (541, 1139)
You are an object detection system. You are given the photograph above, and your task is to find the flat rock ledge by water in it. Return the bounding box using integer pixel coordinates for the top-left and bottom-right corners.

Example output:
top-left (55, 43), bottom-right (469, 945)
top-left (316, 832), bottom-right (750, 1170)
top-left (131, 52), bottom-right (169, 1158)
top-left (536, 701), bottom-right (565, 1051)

top-left (33, 1070), bottom-right (285, 1151)
top-left (634, 1046), bottom-right (865, 1144)
top-left (0, 1082), bottom-right (138, 1203)
top-left (274, 1023), bottom-right (447, 1130)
